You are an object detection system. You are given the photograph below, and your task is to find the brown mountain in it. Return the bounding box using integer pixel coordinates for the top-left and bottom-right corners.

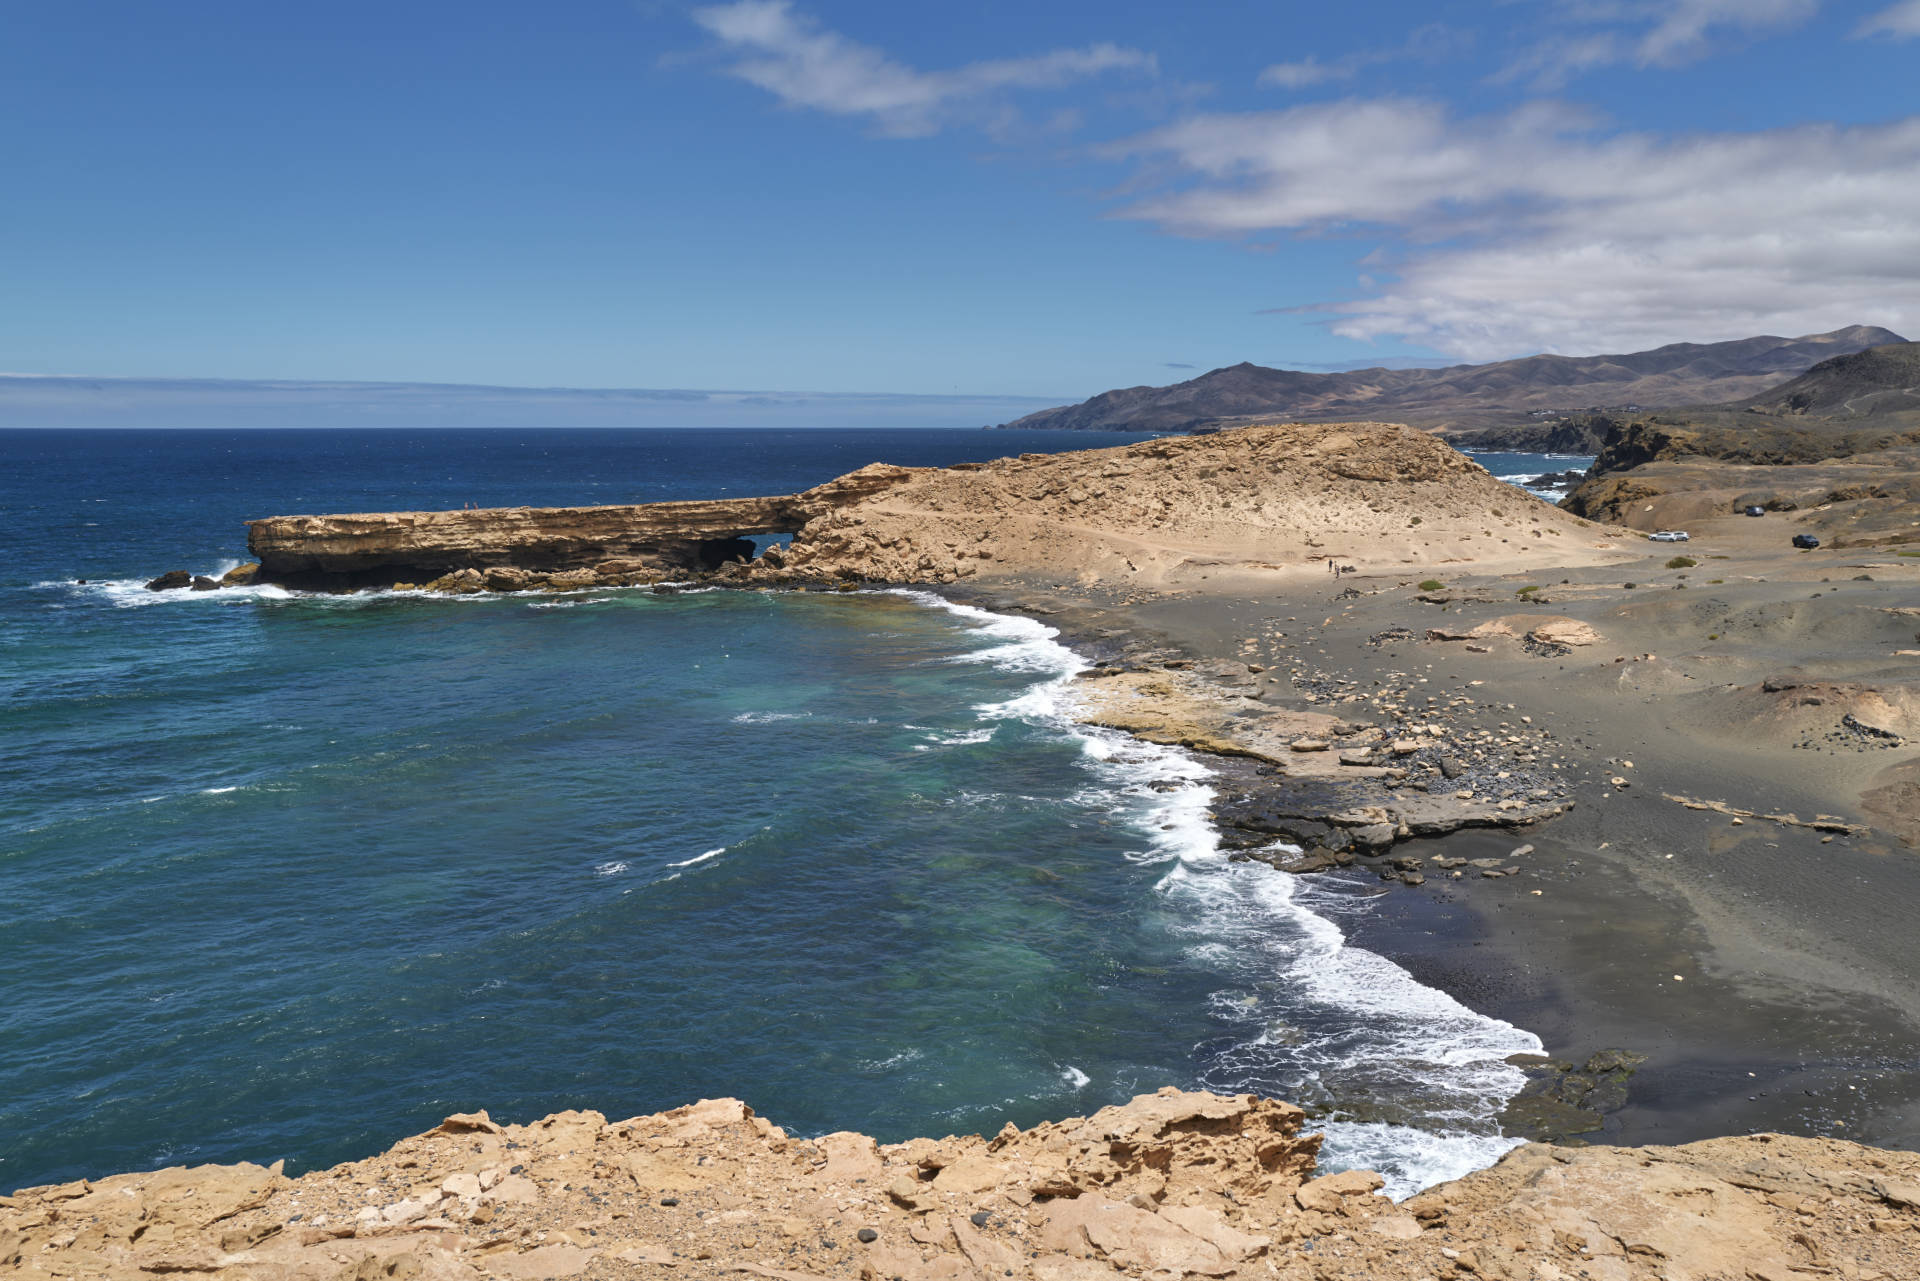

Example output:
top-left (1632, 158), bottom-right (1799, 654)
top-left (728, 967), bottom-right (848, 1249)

top-left (1742, 341), bottom-right (1920, 418)
top-left (1002, 325), bottom-right (1906, 434)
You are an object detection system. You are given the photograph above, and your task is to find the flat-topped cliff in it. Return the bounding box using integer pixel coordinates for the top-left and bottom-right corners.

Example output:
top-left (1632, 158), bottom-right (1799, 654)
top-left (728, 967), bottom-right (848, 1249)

top-left (9, 1088), bottom-right (1918, 1280)
top-left (235, 422), bottom-right (1628, 595)
top-left (244, 464), bottom-right (918, 590)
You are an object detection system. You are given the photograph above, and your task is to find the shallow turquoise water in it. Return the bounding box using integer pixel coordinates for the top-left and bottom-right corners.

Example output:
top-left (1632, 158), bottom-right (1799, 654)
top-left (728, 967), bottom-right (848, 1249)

top-left (0, 429), bottom-right (1548, 1196)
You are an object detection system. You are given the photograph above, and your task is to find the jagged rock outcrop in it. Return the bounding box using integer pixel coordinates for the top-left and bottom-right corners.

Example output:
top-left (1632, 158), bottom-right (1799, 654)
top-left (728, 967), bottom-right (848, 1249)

top-left (9, 1088), bottom-right (1919, 1280)
top-left (1445, 415), bottom-right (1612, 455)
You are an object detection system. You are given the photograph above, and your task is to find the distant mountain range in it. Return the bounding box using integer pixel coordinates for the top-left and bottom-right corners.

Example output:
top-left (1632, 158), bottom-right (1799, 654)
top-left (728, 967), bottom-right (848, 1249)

top-left (1000, 326), bottom-right (1908, 434)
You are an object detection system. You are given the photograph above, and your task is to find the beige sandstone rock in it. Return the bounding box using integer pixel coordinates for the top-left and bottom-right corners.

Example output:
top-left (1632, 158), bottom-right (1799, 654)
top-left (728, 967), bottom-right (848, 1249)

top-left (246, 422), bottom-right (1625, 594)
top-left (10, 1092), bottom-right (1920, 1281)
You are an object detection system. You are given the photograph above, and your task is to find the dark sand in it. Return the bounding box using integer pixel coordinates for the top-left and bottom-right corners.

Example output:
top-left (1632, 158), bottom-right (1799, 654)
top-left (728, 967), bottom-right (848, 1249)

top-left (970, 512), bottom-right (1920, 1155)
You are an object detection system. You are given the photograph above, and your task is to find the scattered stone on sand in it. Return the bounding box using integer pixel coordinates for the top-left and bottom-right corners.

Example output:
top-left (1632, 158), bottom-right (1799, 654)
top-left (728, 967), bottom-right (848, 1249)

top-left (1664, 792), bottom-right (1868, 835)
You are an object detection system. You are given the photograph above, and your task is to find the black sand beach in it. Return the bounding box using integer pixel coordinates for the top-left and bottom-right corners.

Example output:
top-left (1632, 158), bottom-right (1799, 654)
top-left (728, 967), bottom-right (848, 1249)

top-left (974, 525), bottom-right (1920, 1158)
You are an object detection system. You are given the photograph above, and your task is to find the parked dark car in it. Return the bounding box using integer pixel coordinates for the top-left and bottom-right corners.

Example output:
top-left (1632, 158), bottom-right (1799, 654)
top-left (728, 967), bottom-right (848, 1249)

top-left (1745, 505), bottom-right (1766, 517)
top-left (1792, 534), bottom-right (1820, 549)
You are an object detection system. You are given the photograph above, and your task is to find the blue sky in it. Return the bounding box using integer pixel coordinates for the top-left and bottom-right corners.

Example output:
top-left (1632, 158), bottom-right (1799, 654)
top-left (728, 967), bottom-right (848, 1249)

top-left (2, 0), bottom-right (1917, 404)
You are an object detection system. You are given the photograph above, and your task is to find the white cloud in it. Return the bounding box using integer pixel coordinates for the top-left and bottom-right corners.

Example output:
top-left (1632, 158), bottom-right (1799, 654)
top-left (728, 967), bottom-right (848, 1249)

top-left (1258, 56), bottom-right (1349, 89)
top-left (1635, 0), bottom-right (1819, 65)
top-left (1257, 25), bottom-right (1467, 91)
top-left (1857, 0), bottom-right (1920, 37)
top-left (690, 1), bottom-right (1154, 138)
top-left (1496, 0), bottom-right (1820, 86)
top-left (1109, 100), bottom-right (1920, 359)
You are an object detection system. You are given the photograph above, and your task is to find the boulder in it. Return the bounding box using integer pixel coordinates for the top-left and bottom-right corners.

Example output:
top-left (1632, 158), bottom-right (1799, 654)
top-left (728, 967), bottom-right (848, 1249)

top-left (145, 570), bottom-right (192, 591)
top-left (425, 569), bottom-right (485, 594)
top-left (1295, 1169), bottom-right (1387, 1215)
top-left (484, 567), bottom-right (533, 591)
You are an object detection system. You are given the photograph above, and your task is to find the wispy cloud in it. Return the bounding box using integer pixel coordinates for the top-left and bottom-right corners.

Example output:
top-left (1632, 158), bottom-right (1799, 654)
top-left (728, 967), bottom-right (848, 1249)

top-left (1497, 0), bottom-right (1820, 88)
top-left (1109, 99), bottom-right (1920, 359)
top-left (1857, 0), bottom-right (1920, 37)
top-left (1162, 361), bottom-right (1197, 369)
top-left (1635, 0), bottom-right (1820, 64)
top-left (1258, 24), bottom-right (1468, 90)
top-left (689, 1), bottom-right (1154, 138)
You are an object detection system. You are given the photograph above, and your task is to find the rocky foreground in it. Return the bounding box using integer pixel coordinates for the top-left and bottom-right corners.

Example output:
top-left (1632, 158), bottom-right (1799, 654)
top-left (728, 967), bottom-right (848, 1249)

top-left (8, 1089), bottom-right (1920, 1281)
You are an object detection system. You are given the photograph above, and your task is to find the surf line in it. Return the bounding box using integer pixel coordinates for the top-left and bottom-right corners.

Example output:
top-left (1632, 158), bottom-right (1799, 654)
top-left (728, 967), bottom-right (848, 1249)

top-left (885, 586), bottom-right (1543, 1197)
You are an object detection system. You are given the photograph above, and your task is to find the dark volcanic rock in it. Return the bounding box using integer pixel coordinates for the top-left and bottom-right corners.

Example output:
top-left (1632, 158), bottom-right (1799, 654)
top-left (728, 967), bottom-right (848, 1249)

top-left (1499, 1049), bottom-right (1649, 1143)
top-left (145, 570), bottom-right (192, 591)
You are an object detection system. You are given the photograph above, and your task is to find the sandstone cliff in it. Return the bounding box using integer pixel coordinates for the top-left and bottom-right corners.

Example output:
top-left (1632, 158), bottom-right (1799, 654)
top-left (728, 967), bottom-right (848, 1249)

top-left (244, 465), bottom-right (918, 591)
top-left (237, 422), bottom-right (1626, 596)
top-left (8, 1089), bottom-right (1918, 1281)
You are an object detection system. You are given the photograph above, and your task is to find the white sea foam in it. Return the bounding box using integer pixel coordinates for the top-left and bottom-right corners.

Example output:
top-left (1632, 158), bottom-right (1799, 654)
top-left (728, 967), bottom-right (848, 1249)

top-left (923, 727), bottom-right (995, 747)
top-left (1151, 843), bottom-right (1536, 1198)
top-left (894, 589), bottom-right (1542, 1200)
top-left (594, 861), bottom-right (630, 877)
top-left (1059, 1065), bottom-right (1091, 1090)
top-left (1495, 472), bottom-right (1578, 500)
top-left (54, 577), bottom-right (301, 608)
top-left (200, 786), bottom-right (239, 795)
top-left (667, 847), bottom-right (726, 868)
top-left (731, 711), bottom-right (812, 724)
top-left (861, 1048), bottom-right (925, 1071)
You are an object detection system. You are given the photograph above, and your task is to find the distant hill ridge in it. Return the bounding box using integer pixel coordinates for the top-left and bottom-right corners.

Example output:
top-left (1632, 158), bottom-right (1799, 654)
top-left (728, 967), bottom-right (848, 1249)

top-left (1002, 325), bottom-right (1907, 434)
top-left (1744, 341), bottom-right (1920, 418)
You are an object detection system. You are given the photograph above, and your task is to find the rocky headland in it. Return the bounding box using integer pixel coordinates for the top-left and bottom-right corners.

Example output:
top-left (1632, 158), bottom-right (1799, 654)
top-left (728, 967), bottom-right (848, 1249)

top-left (230, 421), bottom-right (1628, 596)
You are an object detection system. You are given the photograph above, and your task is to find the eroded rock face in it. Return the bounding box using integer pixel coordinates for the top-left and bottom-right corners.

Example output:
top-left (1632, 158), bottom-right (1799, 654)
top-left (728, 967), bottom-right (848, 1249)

top-left (245, 464), bottom-right (917, 590)
top-left (10, 1089), bottom-right (1920, 1281)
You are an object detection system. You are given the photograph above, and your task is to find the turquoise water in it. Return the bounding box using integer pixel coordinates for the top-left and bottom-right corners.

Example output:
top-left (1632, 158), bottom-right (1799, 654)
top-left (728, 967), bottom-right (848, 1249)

top-left (1, 429), bottom-right (1546, 1197)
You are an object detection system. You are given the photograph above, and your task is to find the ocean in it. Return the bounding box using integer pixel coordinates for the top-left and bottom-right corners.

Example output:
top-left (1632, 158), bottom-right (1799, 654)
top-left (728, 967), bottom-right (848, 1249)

top-left (0, 428), bottom-right (1582, 1199)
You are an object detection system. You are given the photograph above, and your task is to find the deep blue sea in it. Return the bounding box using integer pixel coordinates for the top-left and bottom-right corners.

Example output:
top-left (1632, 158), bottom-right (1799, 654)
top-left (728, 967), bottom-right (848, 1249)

top-left (0, 428), bottom-right (1565, 1199)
